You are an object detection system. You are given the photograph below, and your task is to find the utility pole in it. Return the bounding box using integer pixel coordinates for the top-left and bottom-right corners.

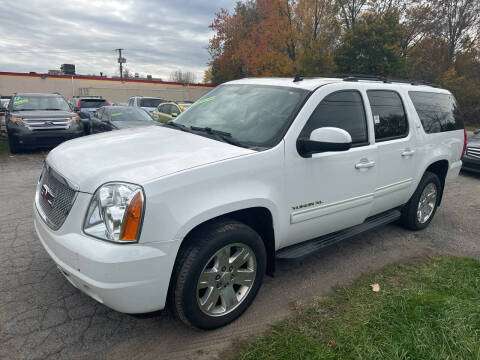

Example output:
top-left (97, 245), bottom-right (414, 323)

top-left (115, 48), bottom-right (126, 78)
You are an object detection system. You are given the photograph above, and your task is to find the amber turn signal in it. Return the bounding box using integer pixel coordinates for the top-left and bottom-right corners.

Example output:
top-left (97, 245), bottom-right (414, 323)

top-left (10, 116), bottom-right (23, 122)
top-left (120, 191), bottom-right (144, 241)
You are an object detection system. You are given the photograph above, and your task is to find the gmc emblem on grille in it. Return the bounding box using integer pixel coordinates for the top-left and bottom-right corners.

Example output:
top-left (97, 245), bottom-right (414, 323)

top-left (40, 184), bottom-right (55, 206)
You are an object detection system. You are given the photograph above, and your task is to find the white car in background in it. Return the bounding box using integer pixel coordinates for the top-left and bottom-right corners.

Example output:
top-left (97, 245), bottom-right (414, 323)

top-left (126, 96), bottom-right (165, 115)
top-left (34, 76), bottom-right (465, 330)
top-left (0, 98), bottom-right (10, 133)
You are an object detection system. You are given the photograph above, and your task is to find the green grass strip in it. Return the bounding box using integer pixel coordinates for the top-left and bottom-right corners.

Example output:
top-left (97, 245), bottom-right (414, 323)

top-left (230, 257), bottom-right (480, 360)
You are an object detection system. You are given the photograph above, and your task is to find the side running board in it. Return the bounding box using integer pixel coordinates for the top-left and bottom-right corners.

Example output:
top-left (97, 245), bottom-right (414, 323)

top-left (276, 209), bottom-right (401, 260)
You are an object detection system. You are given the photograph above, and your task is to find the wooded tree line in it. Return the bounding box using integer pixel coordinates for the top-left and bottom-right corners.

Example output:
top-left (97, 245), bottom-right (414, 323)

top-left (206, 0), bottom-right (480, 126)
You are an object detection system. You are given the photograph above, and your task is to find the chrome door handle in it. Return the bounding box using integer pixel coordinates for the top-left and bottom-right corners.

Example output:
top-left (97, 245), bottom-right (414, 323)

top-left (355, 160), bottom-right (376, 169)
top-left (401, 149), bottom-right (416, 157)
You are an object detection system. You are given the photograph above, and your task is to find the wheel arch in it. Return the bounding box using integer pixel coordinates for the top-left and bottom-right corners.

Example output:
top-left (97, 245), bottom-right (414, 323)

top-left (423, 159), bottom-right (449, 205)
top-left (176, 206), bottom-right (277, 276)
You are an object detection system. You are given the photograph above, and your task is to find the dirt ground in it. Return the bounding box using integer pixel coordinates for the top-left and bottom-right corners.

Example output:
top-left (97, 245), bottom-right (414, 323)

top-left (0, 147), bottom-right (479, 360)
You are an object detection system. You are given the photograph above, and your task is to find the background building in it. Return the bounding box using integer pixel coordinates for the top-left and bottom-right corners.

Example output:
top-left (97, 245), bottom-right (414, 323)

top-left (0, 72), bottom-right (214, 102)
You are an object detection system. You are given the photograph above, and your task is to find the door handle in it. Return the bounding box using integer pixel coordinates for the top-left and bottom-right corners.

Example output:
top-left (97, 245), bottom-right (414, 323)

top-left (401, 148), bottom-right (416, 157)
top-left (355, 159), bottom-right (376, 169)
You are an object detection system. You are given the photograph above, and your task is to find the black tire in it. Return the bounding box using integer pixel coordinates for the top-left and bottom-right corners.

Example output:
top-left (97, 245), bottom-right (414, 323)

top-left (400, 171), bottom-right (441, 230)
top-left (170, 219), bottom-right (266, 329)
top-left (8, 135), bottom-right (20, 154)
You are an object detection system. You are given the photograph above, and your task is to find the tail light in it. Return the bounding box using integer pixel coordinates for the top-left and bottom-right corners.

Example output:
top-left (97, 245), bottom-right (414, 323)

top-left (460, 129), bottom-right (467, 159)
top-left (77, 99), bottom-right (81, 107)
top-left (106, 101), bottom-right (110, 106)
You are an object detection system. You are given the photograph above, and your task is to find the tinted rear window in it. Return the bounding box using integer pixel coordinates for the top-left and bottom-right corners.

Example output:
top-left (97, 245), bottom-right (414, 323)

top-left (80, 99), bottom-right (106, 108)
top-left (409, 91), bottom-right (464, 133)
top-left (367, 90), bottom-right (408, 141)
top-left (140, 98), bottom-right (164, 107)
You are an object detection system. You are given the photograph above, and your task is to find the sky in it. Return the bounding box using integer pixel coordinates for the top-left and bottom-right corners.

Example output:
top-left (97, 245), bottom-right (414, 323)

top-left (0, 0), bottom-right (235, 82)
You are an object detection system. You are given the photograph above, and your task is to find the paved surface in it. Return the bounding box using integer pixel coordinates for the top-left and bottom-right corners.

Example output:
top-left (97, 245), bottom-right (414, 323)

top-left (1, 148), bottom-right (479, 360)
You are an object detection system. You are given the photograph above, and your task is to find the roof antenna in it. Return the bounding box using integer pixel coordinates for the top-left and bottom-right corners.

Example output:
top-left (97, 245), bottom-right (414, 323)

top-left (293, 74), bottom-right (303, 82)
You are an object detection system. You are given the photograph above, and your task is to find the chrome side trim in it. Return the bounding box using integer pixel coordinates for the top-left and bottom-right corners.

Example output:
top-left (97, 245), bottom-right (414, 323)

top-left (291, 193), bottom-right (374, 224)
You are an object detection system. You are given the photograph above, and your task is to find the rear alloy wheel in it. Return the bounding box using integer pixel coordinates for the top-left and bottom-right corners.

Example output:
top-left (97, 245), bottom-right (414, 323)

top-left (171, 220), bottom-right (266, 329)
top-left (400, 171), bottom-right (441, 230)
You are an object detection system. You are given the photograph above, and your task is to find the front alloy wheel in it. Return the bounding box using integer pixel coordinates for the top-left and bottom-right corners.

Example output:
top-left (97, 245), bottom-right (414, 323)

top-left (197, 243), bottom-right (256, 317)
top-left (171, 220), bottom-right (266, 329)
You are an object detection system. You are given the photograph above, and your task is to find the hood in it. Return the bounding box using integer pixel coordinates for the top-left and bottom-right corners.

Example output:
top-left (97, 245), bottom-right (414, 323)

top-left (112, 120), bottom-right (157, 129)
top-left (12, 110), bottom-right (75, 118)
top-left (47, 126), bottom-right (256, 193)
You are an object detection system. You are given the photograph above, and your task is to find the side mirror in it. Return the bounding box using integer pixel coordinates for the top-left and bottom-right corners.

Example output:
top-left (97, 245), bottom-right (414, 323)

top-left (474, 129), bottom-right (480, 135)
top-left (171, 112), bottom-right (178, 117)
top-left (297, 127), bottom-right (352, 158)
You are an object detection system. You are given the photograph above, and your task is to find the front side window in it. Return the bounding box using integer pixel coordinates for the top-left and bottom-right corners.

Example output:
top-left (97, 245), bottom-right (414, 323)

top-left (367, 90), bottom-right (408, 141)
top-left (300, 90), bottom-right (368, 146)
top-left (408, 91), bottom-right (463, 133)
top-left (173, 84), bottom-right (309, 147)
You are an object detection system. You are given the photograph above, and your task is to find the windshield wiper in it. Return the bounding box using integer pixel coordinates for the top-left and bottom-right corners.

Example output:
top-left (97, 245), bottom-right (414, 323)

top-left (189, 126), bottom-right (247, 148)
top-left (38, 108), bottom-right (65, 111)
top-left (163, 121), bottom-right (191, 132)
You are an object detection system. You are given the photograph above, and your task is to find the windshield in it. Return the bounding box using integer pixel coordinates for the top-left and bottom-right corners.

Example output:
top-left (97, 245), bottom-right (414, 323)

top-left (12, 95), bottom-right (71, 111)
top-left (173, 84), bottom-right (309, 147)
top-left (80, 99), bottom-right (106, 108)
top-left (108, 107), bottom-right (154, 121)
top-left (140, 98), bottom-right (164, 107)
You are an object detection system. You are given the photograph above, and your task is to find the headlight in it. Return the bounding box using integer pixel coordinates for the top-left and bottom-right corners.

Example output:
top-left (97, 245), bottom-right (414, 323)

top-left (83, 183), bottom-right (145, 243)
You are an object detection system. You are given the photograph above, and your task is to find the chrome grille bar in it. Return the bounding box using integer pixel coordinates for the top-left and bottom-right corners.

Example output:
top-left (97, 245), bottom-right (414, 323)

top-left (466, 146), bottom-right (480, 159)
top-left (23, 117), bottom-right (71, 130)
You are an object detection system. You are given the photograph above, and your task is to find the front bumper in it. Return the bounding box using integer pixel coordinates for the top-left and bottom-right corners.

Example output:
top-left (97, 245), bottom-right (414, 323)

top-left (8, 124), bottom-right (83, 148)
top-left (462, 156), bottom-right (480, 174)
top-left (33, 195), bottom-right (177, 314)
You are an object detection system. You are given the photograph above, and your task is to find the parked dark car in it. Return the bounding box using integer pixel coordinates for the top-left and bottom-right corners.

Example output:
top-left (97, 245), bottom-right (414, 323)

top-left (89, 106), bottom-right (158, 134)
top-left (462, 129), bottom-right (480, 173)
top-left (6, 93), bottom-right (83, 153)
top-left (70, 96), bottom-right (109, 134)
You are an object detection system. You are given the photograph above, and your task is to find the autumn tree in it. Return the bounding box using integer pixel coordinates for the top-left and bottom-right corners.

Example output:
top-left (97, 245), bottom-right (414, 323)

top-left (334, 10), bottom-right (405, 76)
top-left (295, 0), bottom-right (339, 74)
top-left (336, 0), bottom-right (368, 30)
top-left (430, 0), bottom-right (480, 64)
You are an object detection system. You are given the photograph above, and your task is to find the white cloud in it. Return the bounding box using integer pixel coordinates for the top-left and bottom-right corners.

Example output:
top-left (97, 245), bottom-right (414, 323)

top-left (0, 0), bottom-right (235, 82)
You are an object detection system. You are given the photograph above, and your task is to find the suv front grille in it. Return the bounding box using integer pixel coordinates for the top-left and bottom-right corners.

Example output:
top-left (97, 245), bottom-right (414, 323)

top-left (23, 118), bottom-right (71, 131)
top-left (466, 146), bottom-right (480, 159)
top-left (35, 164), bottom-right (78, 230)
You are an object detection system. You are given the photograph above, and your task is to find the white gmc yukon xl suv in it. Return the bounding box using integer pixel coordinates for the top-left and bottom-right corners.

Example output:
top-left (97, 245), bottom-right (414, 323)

top-left (34, 76), bottom-right (466, 329)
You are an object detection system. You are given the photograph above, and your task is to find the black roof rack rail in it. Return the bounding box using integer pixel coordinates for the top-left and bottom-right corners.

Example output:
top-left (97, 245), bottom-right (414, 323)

top-left (343, 74), bottom-right (388, 83)
top-left (291, 73), bottom-right (441, 88)
top-left (342, 75), bottom-right (441, 88)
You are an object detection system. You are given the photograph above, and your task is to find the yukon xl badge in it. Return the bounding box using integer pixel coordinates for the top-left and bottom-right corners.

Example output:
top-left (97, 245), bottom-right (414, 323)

top-left (292, 200), bottom-right (323, 211)
top-left (40, 184), bottom-right (55, 207)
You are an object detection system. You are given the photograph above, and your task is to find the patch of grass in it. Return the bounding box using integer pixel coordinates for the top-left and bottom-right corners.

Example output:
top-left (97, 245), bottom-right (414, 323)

top-left (230, 257), bottom-right (480, 360)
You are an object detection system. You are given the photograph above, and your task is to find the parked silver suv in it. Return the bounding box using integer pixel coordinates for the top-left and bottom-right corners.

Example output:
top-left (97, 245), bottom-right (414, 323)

top-left (126, 96), bottom-right (165, 115)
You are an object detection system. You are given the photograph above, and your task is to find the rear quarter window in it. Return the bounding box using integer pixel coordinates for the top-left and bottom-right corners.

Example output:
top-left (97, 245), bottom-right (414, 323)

top-left (408, 91), bottom-right (464, 133)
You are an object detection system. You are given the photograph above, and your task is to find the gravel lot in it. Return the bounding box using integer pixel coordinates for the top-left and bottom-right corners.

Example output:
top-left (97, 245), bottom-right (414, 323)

top-left (1, 146), bottom-right (479, 360)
